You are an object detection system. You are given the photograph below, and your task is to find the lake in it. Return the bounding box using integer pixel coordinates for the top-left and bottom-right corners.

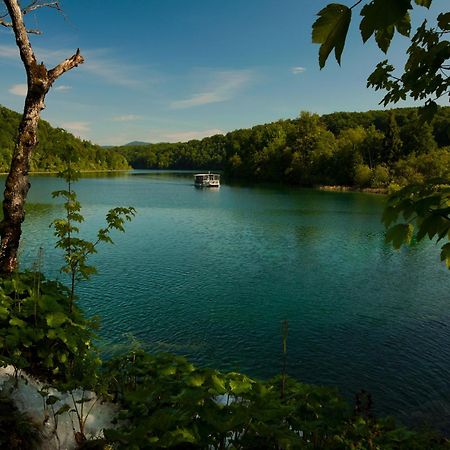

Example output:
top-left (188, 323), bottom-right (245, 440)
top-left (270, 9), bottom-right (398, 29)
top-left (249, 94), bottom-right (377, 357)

top-left (18, 170), bottom-right (450, 430)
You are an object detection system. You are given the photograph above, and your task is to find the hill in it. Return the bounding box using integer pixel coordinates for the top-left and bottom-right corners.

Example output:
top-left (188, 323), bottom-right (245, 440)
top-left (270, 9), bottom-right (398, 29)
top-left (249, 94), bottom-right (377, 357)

top-left (0, 105), bottom-right (129, 173)
top-left (113, 106), bottom-right (450, 189)
top-left (124, 141), bottom-right (150, 147)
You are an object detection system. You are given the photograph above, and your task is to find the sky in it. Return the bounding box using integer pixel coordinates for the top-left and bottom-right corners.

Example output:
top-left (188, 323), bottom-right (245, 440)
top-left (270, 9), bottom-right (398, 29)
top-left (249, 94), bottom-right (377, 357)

top-left (0, 0), bottom-right (444, 146)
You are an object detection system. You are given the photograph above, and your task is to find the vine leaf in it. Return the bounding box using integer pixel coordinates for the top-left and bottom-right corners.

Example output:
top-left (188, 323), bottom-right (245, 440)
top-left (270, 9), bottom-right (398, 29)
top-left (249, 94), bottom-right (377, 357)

top-left (312, 3), bottom-right (352, 69)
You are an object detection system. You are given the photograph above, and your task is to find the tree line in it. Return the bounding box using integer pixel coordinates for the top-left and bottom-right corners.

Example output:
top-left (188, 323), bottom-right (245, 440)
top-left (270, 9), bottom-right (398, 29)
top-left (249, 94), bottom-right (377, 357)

top-left (0, 105), bottom-right (129, 173)
top-left (116, 106), bottom-right (450, 189)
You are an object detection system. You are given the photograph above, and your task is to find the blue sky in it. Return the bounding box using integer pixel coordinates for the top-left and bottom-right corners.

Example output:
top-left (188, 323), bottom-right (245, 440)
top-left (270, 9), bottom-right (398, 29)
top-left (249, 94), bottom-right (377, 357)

top-left (0, 0), bottom-right (443, 145)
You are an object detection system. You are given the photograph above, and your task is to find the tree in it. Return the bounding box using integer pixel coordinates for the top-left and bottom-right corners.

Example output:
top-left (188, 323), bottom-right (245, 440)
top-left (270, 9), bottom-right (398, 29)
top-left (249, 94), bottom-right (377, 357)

top-left (383, 111), bottom-right (403, 162)
top-left (313, 0), bottom-right (450, 267)
top-left (0, 0), bottom-right (84, 274)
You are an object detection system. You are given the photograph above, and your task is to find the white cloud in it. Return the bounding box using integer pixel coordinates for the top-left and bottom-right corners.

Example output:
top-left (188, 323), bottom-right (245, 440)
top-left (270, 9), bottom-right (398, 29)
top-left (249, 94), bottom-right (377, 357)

top-left (1, 45), bottom-right (152, 88)
top-left (54, 85), bottom-right (72, 92)
top-left (112, 114), bottom-right (143, 122)
top-left (60, 121), bottom-right (90, 134)
top-left (78, 49), bottom-right (153, 88)
top-left (171, 70), bottom-right (252, 109)
top-left (160, 128), bottom-right (224, 142)
top-left (0, 44), bottom-right (18, 59)
top-left (9, 84), bottom-right (27, 96)
top-left (291, 66), bottom-right (306, 75)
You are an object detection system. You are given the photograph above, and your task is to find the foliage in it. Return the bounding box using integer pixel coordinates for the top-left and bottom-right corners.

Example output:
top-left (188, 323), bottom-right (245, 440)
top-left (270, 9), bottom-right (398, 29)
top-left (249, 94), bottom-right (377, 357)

top-left (313, 1), bottom-right (450, 267)
top-left (312, 0), bottom-right (449, 121)
top-left (0, 394), bottom-right (42, 450)
top-left (102, 350), bottom-right (449, 450)
top-left (0, 271), bottom-right (97, 383)
top-left (0, 105), bottom-right (129, 173)
top-left (383, 180), bottom-right (450, 264)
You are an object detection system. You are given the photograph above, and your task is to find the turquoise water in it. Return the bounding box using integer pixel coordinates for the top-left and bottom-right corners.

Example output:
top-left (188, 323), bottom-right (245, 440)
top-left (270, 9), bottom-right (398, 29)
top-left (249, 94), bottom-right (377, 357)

top-left (19, 171), bottom-right (450, 429)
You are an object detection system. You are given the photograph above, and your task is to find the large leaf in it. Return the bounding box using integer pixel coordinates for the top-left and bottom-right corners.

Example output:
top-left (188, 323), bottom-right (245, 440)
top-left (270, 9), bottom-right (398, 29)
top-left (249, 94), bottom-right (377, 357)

top-left (437, 12), bottom-right (450, 31)
top-left (360, 0), bottom-right (412, 45)
top-left (385, 223), bottom-right (414, 249)
top-left (414, 0), bottom-right (432, 7)
top-left (312, 4), bottom-right (352, 68)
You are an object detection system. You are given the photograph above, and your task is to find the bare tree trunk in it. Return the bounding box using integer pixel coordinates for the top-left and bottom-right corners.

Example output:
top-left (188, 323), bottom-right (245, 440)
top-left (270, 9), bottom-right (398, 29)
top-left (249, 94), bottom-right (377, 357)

top-left (0, 0), bottom-right (83, 274)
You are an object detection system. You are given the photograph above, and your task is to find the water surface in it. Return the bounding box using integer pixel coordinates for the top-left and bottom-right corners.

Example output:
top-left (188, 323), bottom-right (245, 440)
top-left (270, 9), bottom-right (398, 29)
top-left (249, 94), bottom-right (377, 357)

top-left (19, 171), bottom-right (450, 430)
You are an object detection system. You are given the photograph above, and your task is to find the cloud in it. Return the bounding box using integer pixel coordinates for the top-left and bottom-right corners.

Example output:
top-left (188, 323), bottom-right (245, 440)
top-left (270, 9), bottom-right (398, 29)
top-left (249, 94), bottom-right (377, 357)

top-left (112, 114), bottom-right (143, 122)
top-left (171, 70), bottom-right (252, 109)
top-left (78, 49), bottom-right (153, 88)
top-left (54, 85), bottom-right (72, 92)
top-left (160, 128), bottom-right (224, 142)
top-left (0, 44), bottom-right (18, 59)
top-left (0, 44), bottom-right (151, 88)
top-left (60, 121), bottom-right (90, 134)
top-left (291, 66), bottom-right (306, 75)
top-left (9, 84), bottom-right (27, 96)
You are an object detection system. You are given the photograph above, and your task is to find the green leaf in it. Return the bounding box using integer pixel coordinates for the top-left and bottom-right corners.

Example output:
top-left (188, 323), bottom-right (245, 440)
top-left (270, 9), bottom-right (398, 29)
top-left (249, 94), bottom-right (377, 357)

top-left (46, 312), bottom-right (68, 328)
top-left (186, 373), bottom-right (206, 387)
top-left (360, 0), bottom-right (412, 44)
top-left (375, 26), bottom-right (394, 53)
top-left (414, 0), bottom-right (432, 7)
top-left (0, 306), bottom-right (9, 320)
top-left (210, 374), bottom-right (226, 393)
top-left (385, 223), bottom-right (414, 249)
top-left (437, 12), bottom-right (450, 31)
top-left (418, 101), bottom-right (438, 123)
top-left (9, 317), bottom-right (26, 328)
top-left (46, 395), bottom-right (60, 405)
top-left (382, 206), bottom-right (399, 227)
top-left (312, 4), bottom-right (351, 69)
top-left (228, 375), bottom-right (254, 395)
top-left (55, 404), bottom-right (71, 416)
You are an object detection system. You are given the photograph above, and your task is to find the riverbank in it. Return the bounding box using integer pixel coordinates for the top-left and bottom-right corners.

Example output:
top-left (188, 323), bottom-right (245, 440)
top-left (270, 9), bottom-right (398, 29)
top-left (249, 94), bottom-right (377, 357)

top-left (318, 184), bottom-right (388, 194)
top-left (0, 169), bottom-right (131, 175)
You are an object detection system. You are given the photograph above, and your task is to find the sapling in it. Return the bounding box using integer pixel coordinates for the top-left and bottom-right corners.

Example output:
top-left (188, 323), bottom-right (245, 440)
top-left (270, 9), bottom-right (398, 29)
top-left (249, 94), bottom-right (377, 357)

top-left (49, 156), bottom-right (135, 443)
top-left (50, 158), bottom-right (135, 312)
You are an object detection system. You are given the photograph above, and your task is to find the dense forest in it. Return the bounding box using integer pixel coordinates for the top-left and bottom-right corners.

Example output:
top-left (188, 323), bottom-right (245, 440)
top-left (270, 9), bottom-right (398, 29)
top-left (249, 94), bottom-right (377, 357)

top-left (1, 104), bottom-right (449, 188)
top-left (0, 105), bottom-right (129, 172)
top-left (115, 107), bottom-right (450, 189)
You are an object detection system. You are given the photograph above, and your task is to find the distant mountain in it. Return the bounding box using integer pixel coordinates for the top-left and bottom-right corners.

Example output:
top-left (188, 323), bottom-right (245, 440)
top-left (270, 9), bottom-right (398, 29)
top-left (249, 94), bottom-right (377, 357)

top-left (0, 104), bottom-right (130, 172)
top-left (124, 141), bottom-right (150, 147)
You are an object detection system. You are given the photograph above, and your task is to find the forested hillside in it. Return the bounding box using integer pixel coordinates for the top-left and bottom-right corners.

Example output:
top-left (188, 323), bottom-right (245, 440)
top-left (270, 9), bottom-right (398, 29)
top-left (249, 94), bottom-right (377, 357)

top-left (0, 105), bottom-right (129, 172)
top-left (116, 107), bottom-right (450, 188)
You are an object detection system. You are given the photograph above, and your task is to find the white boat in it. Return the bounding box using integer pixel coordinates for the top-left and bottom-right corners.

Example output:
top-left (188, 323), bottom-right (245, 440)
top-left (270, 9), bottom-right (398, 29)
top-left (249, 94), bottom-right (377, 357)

top-left (194, 172), bottom-right (220, 188)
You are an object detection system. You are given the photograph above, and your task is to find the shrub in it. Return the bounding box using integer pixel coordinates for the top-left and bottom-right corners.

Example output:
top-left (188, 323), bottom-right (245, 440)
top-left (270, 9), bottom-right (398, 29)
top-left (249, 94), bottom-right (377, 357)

top-left (0, 271), bottom-right (98, 384)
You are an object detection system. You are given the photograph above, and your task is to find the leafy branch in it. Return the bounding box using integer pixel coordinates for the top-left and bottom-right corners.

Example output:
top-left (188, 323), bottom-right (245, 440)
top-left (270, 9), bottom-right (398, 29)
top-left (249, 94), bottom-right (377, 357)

top-left (312, 0), bottom-right (449, 122)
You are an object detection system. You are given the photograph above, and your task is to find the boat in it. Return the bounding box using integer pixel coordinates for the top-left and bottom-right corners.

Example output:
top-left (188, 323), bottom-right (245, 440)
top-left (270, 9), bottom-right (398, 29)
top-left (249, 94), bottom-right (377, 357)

top-left (194, 172), bottom-right (220, 188)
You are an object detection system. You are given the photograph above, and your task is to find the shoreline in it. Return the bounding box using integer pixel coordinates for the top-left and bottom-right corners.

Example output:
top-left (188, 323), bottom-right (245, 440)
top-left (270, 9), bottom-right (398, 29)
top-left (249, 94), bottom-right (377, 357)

top-left (0, 170), bottom-right (390, 195)
top-left (0, 169), bottom-right (131, 175)
top-left (317, 185), bottom-right (388, 195)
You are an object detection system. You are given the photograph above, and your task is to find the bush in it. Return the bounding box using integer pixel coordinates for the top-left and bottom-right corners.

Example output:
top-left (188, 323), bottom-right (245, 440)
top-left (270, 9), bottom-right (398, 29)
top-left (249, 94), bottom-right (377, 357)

top-left (0, 272), bottom-right (98, 384)
top-left (354, 164), bottom-right (372, 187)
top-left (102, 351), bottom-right (450, 450)
top-left (371, 165), bottom-right (390, 188)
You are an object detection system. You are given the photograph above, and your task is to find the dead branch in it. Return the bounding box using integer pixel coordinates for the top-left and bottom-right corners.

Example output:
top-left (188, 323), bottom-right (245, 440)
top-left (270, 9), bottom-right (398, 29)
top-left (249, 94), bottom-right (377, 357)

top-left (22, 0), bottom-right (61, 15)
top-left (48, 48), bottom-right (84, 83)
